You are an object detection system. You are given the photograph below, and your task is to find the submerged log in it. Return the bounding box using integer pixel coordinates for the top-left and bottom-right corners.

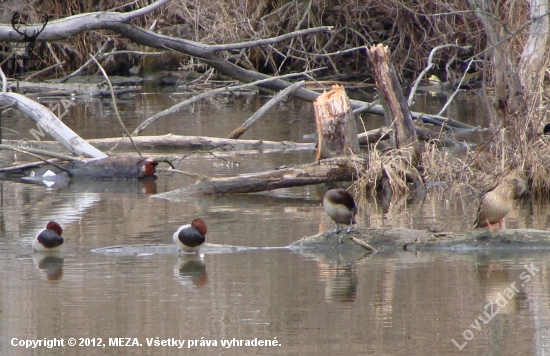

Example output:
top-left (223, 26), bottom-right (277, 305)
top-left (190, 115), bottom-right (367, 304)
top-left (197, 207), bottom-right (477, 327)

top-left (64, 156), bottom-right (158, 178)
top-left (153, 156), bottom-right (364, 199)
top-left (290, 227), bottom-right (550, 254)
top-left (314, 85), bottom-right (359, 160)
top-left (366, 44), bottom-right (417, 148)
top-left (11, 156), bottom-right (158, 179)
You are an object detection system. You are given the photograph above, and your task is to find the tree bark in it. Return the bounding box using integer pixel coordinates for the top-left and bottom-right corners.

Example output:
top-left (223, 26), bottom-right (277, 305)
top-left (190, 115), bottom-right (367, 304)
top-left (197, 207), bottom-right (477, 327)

top-left (467, 0), bottom-right (550, 139)
top-left (366, 44), bottom-right (417, 148)
top-left (314, 85), bottom-right (359, 160)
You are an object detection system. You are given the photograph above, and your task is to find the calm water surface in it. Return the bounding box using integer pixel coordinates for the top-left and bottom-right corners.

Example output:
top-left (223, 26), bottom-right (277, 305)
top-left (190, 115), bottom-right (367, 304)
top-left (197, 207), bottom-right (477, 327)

top-left (0, 90), bottom-right (550, 355)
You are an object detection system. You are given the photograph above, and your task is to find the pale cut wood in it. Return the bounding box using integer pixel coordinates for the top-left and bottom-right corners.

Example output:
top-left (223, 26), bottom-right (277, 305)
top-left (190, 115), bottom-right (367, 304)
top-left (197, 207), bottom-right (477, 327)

top-left (313, 85), bottom-right (359, 160)
top-left (0, 92), bottom-right (107, 158)
top-left (153, 156), bottom-right (365, 198)
top-left (366, 44), bottom-right (417, 148)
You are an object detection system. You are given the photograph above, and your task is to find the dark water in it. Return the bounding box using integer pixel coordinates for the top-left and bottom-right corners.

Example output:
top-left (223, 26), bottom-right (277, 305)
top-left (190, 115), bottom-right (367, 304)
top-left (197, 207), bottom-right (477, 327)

top-left (0, 90), bottom-right (549, 355)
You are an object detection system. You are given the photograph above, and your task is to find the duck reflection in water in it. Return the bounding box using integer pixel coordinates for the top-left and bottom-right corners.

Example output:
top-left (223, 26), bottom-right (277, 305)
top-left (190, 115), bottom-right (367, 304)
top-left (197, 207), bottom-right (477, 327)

top-left (476, 258), bottom-right (523, 315)
top-left (174, 254), bottom-right (208, 288)
top-left (33, 253), bottom-right (64, 281)
top-left (317, 260), bottom-right (357, 303)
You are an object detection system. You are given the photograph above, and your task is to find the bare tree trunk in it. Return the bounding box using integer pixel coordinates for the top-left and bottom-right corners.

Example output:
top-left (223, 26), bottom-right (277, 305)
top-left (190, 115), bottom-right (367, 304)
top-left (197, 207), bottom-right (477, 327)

top-left (313, 85), bottom-right (359, 160)
top-left (468, 0), bottom-right (549, 139)
top-left (366, 44), bottom-right (417, 148)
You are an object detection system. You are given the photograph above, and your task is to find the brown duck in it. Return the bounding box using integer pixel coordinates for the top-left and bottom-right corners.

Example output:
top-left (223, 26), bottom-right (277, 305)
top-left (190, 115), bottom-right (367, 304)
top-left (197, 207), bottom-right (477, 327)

top-left (473, 178), bottom-right (526, 229)
top-left (323, 188), bottom-right (358, 234)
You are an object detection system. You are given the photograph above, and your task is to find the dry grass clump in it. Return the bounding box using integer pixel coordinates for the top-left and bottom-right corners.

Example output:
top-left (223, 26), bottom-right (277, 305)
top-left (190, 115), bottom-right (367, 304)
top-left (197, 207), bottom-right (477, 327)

top-left (356, 144), bottom-right (422, 199)
top-left (354, 122), bottom-right (550, 202)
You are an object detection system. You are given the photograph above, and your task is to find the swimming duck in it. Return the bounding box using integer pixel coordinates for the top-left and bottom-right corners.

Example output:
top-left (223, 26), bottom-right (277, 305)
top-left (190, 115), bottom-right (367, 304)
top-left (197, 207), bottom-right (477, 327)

top-left (33, 221), bottom-right (64, 252)
top-left (173, 218), bottom-right (207, 255)
top-left (473, 178), bottom-right (526, 229)
top-left (323, 188), bottom-right (357, 234)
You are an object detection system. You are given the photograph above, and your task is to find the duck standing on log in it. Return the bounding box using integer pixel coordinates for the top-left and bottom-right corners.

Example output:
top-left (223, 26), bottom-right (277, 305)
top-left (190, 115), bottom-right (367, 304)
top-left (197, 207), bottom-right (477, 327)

top-left (323, 188), bottom-right (357, 234)
top-left (473, 178), bottom-right (526, 229)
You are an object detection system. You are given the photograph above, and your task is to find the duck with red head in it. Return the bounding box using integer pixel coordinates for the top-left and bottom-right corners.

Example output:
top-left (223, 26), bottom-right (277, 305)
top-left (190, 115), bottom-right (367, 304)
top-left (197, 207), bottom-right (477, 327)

top-left (173, 218), bottom-right (207, 255)
top-left (33, 221), bottom-right (64, 252)
top-left (323, 188), bottom-right (357, 234)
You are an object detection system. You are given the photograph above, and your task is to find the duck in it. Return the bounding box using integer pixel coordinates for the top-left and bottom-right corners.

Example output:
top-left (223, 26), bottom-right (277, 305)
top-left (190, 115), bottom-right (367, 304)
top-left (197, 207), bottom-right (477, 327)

top-left (473, 178), bottom-right (526, 229)
top-left (33, 221), bottom-right (64, 252)
top-left (173, 218), bottom-right (207, 255)
top-left (323, 188), bottom-right (358, 234)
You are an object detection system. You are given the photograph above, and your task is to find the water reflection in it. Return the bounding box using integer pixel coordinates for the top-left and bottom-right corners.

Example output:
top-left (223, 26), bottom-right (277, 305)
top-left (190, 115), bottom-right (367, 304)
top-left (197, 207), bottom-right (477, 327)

top-left (32, 253), bottom-right (64, 281)
top-left (174, 254), bottom-right (208, 288)
top-left (475, 256), bottom-right (522, 315)
top-left (317, 260), bottom-right (358, 303)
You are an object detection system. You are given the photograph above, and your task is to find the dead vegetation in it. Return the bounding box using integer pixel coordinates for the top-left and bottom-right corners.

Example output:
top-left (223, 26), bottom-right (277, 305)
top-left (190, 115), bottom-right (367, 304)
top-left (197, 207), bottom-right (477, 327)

top-left (1, 0), bottom-right (488, 80)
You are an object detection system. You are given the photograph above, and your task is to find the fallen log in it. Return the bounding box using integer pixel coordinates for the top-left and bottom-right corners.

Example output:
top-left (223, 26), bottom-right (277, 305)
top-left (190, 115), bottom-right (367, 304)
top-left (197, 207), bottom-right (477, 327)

top-left (17, 156), bottom-right (158, 179)
top-left (1, 134), bottom-right (315, 152)
top-left (7, 81), bottom-right (101, 94)
top-left (290, 227), bottom-right (550, 254)
top-left (153, 156), bottom-right (364, 199)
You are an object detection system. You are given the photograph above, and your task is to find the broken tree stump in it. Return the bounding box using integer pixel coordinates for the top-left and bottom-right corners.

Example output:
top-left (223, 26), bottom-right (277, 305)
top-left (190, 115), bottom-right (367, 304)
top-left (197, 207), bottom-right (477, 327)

top-left (313, 85), bottom-right (359, 160)
top-left (366, 44), bottom-right (417, 148)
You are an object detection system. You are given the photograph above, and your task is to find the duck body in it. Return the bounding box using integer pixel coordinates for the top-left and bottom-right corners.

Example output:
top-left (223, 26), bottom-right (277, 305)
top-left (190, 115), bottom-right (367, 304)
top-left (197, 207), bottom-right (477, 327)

top-left (323, 188), bottom-right (358, 234)
top-left (33, 221), bottom-right (64, 252)
top-left (173, 218), bottom-right (207, 255)
top-left (474, 178), bottom-right (526, 229)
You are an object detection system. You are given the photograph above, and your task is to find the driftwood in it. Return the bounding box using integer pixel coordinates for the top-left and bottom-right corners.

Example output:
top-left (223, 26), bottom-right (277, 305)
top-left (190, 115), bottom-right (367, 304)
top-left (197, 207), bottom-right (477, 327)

top-left (7, 81), bottom-right (100, 94)
top-left (1, 134), bottom-right (315, 153)
top-left (0, 92), bottom-right (107, 158)
top-left (314, 85), bottom-right (359, 160)
top-left (153, 156), bottom-right (364, 199)
top-left (366, 44), bottom-right (417, 148)
top-left (228, 81), bottom-right (305, 139)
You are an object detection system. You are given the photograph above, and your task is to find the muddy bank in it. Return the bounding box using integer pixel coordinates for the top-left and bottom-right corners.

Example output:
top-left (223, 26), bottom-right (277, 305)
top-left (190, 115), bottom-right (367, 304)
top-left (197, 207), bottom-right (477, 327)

top-left (289, 227), bottom-right (550, 254)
